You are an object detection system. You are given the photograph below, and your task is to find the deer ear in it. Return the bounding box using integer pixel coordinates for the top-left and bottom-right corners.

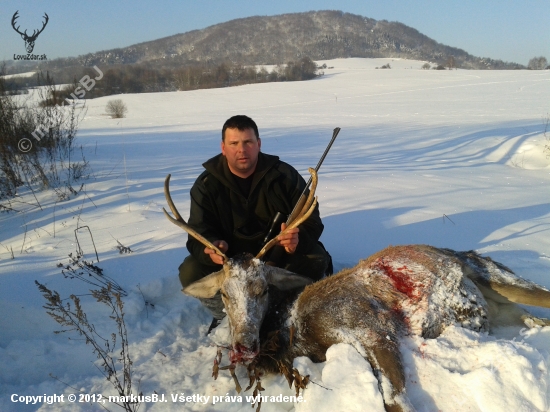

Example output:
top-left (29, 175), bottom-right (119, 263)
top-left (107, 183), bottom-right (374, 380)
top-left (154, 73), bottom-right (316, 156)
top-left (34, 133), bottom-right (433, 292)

top-left (183, 268), bottom-right (225, 299)
top-left (266, 266), bottom-right (313, 290)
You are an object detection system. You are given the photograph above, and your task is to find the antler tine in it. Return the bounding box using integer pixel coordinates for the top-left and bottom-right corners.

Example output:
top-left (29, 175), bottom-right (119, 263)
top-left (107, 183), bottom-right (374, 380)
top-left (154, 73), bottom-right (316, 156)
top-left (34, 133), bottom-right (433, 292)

top-left (29, 13), bottom-right (49, 39)
top-left (256, 197), bottom-right (318, 259)
top-left (37, 13), bottom-right (49, 35)
top-left (163, 174), bottom-right (227, 261)
top-left (293, 167), bottom-right (318, 223)
top-left (11, 11), bottom-right (24, 36)
top-left (256, 168), bottom-right (319, 259)
top-left (163, 174), bottom-right (184, 221)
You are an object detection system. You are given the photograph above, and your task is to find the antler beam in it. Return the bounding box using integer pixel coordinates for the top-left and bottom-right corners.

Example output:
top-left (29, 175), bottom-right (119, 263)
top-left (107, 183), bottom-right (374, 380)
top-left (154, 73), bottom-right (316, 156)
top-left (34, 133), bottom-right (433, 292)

top-left (33, 13), bottom-right (49, 38)
top-left (256, 168), bottom-right (318, 259)
top-left (11, 11), bottom-right (25, 36)
top-left (163, 174), bottom-right (227, 262)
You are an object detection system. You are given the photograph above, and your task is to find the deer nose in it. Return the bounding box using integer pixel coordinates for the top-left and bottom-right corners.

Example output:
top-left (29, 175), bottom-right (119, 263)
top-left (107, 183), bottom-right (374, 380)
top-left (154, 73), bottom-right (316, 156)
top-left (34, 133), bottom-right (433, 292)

top-left (235, 341), bottom-right (259, 354)
top-left (229, 341), bottom-right (259, 364)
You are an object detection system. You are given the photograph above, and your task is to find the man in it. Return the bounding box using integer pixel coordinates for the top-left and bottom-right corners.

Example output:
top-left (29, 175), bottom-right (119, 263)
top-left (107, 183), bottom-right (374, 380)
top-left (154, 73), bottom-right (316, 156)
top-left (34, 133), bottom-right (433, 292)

top-left (178, 115), bottom-right (331, 330)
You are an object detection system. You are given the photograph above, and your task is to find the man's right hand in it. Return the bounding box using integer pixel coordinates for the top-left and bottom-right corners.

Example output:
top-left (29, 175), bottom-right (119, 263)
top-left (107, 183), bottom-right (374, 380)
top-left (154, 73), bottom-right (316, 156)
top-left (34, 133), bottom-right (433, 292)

top-left (205, 240), bottom-right (228, 265)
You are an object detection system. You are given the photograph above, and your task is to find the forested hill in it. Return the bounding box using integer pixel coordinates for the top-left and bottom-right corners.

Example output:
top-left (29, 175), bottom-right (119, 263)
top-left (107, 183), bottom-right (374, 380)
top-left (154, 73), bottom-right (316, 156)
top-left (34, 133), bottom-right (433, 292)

top-left (37, 10), bottom-right (520, 72)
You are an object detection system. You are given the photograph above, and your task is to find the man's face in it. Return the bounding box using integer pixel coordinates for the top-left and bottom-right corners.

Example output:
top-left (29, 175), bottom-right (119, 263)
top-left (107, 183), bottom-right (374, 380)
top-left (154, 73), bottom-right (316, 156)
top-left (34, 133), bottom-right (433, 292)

top-left (221, 128), bottom-right (261, 178)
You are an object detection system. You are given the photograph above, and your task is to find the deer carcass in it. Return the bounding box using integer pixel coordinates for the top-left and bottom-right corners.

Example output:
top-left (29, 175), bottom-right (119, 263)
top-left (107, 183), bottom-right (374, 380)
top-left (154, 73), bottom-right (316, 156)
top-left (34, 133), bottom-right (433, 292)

top-left (163, 171), bottom-right (550, 412)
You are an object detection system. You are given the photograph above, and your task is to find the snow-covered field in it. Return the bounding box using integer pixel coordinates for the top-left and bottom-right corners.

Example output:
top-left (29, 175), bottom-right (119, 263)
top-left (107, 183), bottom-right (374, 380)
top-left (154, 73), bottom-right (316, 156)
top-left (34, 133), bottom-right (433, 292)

top-left (1, 58), bottom-right (549, 411)
top-left (1, 71), bottom-right (37, 79)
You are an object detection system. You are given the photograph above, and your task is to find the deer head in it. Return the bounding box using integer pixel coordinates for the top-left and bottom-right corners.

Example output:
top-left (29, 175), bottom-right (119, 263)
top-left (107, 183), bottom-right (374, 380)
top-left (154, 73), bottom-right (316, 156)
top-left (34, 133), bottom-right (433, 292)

top-left (163, 169), bottom-right (318, 363)
top-left (12, 11), bottom-right (49, 54)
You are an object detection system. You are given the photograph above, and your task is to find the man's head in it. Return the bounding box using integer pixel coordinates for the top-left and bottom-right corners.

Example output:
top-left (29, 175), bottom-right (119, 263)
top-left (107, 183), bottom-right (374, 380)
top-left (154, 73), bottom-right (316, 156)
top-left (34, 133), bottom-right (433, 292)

top-left (221, 115), bottom-right (261, 178)
top-left (222, 115), bottom-right (259, 142)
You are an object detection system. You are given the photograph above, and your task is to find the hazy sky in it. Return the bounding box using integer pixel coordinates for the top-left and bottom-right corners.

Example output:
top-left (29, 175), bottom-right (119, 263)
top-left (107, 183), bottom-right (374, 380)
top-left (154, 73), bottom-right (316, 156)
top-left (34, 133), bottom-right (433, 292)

top-left (1, 0), bottom-right (548, 66)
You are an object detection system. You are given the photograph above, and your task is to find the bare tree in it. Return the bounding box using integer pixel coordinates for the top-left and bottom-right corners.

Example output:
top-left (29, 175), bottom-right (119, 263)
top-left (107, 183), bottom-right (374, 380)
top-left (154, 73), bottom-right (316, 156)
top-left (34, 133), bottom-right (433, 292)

top-left (528, 56), bottom-right (548, 70)
top-left (446, 56), bottom-right (456, 70)
top-left (1, 70), bottom-right (85, 201)
top-left (106, 99), bottom-right (128, 118)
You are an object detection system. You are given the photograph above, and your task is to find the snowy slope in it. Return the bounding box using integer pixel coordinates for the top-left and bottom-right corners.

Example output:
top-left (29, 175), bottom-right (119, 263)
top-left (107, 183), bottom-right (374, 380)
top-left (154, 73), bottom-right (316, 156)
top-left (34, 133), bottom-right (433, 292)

top-left (1, 58), bottom-right (549, 411)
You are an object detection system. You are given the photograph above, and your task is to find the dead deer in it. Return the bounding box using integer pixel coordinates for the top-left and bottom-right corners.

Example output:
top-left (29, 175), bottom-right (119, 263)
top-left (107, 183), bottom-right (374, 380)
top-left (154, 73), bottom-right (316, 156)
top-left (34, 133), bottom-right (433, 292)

top-left (163, 170), bottom-right (550, 412)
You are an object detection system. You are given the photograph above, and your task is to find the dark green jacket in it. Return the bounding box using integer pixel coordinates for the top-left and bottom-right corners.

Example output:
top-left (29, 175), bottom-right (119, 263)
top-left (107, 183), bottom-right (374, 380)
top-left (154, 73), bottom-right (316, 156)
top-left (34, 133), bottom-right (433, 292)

top-left (186, 152), bottom-right (324, 265)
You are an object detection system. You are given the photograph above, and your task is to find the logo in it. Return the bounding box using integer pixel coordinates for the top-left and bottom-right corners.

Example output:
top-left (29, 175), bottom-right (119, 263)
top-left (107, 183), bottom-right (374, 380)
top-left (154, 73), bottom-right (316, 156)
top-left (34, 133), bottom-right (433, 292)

top-left (11, 10), bottom-right (49, 57)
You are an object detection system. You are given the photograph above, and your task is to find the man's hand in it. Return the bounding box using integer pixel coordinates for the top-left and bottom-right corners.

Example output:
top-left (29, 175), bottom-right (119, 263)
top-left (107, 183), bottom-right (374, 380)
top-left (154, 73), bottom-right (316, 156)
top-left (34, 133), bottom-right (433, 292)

top-left (278, 223), bottom-right (299, 254)
top-left (205, 240), bottom-right (228, 265)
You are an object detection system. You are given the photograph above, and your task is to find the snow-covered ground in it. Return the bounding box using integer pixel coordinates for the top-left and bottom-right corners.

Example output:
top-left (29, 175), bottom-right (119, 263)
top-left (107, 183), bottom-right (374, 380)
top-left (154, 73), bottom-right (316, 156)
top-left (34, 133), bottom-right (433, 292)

top-left (1, 71), bottom-right (37, 79)
top-left (1, 58), bottom-right (549, 411)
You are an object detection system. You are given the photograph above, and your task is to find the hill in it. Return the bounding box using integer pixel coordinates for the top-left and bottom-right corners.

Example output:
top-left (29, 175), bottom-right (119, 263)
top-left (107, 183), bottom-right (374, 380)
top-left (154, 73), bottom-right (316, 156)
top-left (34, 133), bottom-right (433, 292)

top-left (29, 10), bottom-right (522, 73)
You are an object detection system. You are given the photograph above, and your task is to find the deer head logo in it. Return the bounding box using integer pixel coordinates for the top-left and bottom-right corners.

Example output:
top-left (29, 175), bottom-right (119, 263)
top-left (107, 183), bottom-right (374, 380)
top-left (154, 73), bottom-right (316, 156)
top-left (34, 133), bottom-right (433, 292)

top-left (11, 11), bottom-right (49, 54)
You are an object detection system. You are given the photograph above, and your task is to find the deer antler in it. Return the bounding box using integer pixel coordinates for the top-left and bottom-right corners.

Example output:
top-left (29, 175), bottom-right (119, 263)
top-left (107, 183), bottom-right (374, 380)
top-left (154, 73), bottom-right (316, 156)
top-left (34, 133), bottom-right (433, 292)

top-left (256, 168), bottom-right (318, 259)
top-left (11, 11), bottom-right (49, 40)
top-left (163, 174), bottom-right (227, 262)
top-left (11, 11), bottom-right (25, 36)
top-left (30, 13), bottom-right (49, 40)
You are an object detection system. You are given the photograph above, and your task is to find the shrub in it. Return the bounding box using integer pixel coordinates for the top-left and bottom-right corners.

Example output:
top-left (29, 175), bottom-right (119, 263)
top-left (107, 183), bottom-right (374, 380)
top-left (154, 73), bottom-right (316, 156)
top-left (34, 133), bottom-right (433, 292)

top-left (528, 56), bottom-right (548, 70)
top-left (283, 57), bottom-right (318, 81)
top-left (0, 70), bottom-right (86, 201)
top-left (39, 83), bottom-right (77, 107)
top-left (36, 279), bottom-right (139, 411)
top-left (421, 63), bottom-right (431, 70)
top-left (106, 99), bottom-right (128, 118)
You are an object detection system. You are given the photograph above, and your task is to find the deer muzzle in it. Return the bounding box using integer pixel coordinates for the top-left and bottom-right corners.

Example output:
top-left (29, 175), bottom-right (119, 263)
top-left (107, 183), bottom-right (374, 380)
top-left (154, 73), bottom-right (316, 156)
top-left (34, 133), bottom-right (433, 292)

top-left (229, 342), bottom-right (259, 364)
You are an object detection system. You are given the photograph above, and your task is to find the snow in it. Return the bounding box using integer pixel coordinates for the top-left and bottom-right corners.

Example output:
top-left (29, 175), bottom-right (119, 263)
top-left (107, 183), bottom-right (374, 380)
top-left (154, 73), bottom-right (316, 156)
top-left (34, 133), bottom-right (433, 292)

top-left (1, 58), bottom-right (549, 411)
top-left (294, 344), bottom-right (386, 412)
top-left (1, 71), bottom-right (37, 79)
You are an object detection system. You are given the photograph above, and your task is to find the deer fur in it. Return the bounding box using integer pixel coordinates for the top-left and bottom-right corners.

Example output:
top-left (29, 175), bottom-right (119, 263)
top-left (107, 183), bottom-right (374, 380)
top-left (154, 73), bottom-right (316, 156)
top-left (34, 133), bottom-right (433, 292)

top-left (183, 244), bottom-right (550, 412)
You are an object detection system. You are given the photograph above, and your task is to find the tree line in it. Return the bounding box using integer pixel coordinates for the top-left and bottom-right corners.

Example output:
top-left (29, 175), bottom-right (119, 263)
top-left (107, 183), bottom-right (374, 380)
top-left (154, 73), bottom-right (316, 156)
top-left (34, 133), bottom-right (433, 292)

top-left (2, 57), bottom-right (319, 98)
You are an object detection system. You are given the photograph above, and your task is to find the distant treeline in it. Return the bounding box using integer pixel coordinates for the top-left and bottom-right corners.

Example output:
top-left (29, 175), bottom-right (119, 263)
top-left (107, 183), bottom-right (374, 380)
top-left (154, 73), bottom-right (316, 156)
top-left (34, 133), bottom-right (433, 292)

top-left (2, 57), bottom-right (319, 99)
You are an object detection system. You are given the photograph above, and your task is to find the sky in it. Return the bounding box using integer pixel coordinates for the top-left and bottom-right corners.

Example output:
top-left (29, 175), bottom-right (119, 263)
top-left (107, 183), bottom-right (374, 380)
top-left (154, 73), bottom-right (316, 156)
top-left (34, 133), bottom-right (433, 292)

top-left (0, 0), bottom-right (549, 66)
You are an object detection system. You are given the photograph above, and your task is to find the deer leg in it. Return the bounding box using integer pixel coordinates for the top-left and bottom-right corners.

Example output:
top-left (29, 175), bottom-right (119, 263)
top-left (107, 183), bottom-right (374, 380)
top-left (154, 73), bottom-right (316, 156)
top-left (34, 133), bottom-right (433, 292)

top-left (458, 250), bottom-right (550, 309)
top-left (363, 339), bottom-right (413, 412)
top-left (486, 296), bottom-right (550, 330)
top-left (522, 315), bottom-right (550, 327)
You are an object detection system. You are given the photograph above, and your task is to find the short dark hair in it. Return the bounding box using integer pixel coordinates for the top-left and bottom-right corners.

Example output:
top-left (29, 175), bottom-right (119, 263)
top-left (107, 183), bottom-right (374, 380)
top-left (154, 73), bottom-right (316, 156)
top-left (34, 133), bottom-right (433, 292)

top-left (222, 115), bottom-right (259, 141)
